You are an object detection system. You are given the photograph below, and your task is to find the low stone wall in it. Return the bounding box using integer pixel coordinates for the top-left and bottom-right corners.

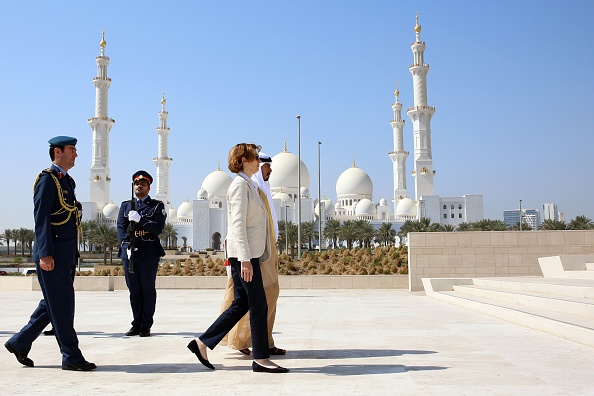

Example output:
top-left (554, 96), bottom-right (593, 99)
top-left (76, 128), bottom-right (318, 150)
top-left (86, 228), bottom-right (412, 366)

top-left (408, 230), bottom-right (594, 291)
top-left (0, 274), bottom-right (408, 291)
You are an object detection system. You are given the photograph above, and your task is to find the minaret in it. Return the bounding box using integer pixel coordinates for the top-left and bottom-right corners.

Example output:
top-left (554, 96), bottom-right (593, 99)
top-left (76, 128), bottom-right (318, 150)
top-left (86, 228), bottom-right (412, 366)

top-left (153, 92), bottom-right (172, 211)
top-left (88, 32), bottom-right (115, 210)
top-left (389, 82), bottom-right (409, 215)
top-left (407, 16), bottom-right (436, 199)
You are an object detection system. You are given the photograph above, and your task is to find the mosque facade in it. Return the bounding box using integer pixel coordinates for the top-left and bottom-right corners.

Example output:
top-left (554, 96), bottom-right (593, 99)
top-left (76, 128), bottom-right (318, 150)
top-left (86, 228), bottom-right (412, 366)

top-left (81, 17), bottom-right (483, 251)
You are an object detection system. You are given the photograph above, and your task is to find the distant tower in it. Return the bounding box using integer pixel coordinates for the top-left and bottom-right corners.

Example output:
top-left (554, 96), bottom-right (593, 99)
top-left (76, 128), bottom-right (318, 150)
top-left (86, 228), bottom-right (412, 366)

top-left (88, 32), bottom-right (115, 210)
top-left (153, 92), bottom-right (172, 211)
top-left (389, 82), bottom-right (409, 215)
top-left (407, 16), bottom-right (436, 199)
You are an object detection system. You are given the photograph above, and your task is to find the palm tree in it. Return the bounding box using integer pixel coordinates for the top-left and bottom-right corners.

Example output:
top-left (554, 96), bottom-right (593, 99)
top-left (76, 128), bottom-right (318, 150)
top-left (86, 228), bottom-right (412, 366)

top-left (397, 218), bottom-right (431, 239)
top-left (1, 229), bottom-right (13, 255)
top-left (567, 215), bottom-right (594, 230)
top-left (509, 222), bottom-right (532, 231)
top-left (160, 224), bottom-right (178, 249)
top-left (488, 220), bottom-right (509, 231)
top-left (300, 221), bottom-right (318, 249)
top-left (80, 220), bottom-right (98, 252)
top-left (16, 228), bottom-right (29, 256)
top-left (539, 219), bottom-right (567, 230)
top-left (353, 220), bottom-right (375, 248)
top-left (91, 224), bottom-right (119, 265)
top-left (376, 223), bottom-right (396, 246)
top-left (323, 219), bottom-right (341, 249)
top-left (24, 229), bottom-right (35, 255)
top-left (277, 220), bottom-right (288, 253)
top-left (286, 221), bottom-right (298, 257)
top-left (442, 224), bottom-right (456, 232)
top-left (338, 220), bottom-right (358, 249)
top-left (456, 222), bottom-right (472, 232)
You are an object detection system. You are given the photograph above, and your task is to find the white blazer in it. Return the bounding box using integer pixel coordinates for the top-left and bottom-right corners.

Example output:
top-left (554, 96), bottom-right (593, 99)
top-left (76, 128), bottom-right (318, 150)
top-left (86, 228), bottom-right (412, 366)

top-left (225, 174), bottom-right (270, 263)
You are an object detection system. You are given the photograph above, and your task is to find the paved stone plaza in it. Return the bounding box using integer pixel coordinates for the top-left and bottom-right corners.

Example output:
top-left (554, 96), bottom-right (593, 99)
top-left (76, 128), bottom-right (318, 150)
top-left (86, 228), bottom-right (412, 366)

top-left (2, 289), bottom-right (594, 395)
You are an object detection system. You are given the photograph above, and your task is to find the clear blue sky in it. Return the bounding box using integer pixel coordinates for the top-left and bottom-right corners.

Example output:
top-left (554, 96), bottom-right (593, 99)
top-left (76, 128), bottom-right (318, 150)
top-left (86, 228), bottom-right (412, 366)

top-left (2, 1), bottom-right (594, 230)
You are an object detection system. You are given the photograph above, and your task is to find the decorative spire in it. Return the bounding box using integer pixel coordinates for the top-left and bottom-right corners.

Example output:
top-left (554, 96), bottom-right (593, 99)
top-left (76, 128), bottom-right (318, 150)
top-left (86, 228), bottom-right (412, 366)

top-left (217, 161), bottom-right (220, 171)
top-left (283, 140), bottom-right (287, 152)
top-left (100, 31), bottom-right (106, 56)
top-left (352, 159), bottom-right (356, 167)
top-left (161, 91), bottom-right (166, 111)
top-left (414, 15), bottom-right (422, 42)
top-left (394, 82), bottom-right (400, 100)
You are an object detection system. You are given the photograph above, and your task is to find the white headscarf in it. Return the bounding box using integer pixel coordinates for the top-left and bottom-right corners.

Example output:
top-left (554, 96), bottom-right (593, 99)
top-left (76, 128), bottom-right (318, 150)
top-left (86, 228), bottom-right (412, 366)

top-left (251, 153), bottom-right (279, 240)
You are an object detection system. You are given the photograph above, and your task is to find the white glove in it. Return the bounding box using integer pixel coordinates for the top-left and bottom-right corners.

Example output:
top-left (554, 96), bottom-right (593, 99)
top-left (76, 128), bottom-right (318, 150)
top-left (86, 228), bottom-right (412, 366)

top-left (126, 249), bottom-right (132, 259)
top-left (128, 210), bottom-right (141, 222)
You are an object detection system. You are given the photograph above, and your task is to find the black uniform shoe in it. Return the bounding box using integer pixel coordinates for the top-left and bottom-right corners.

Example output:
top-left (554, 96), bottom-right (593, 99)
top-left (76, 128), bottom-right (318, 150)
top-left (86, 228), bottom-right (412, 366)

top-left (62, 361), bottom-right (97, 371)
top-left (125, 327), bottom-right (140, 336)
top-left (5, 342), bottom-right (34, 367)
top-left (252, 361), bottom-right (289, 373)
top-left (43, 328), bottom-right (55, 336)
top-left (139, 327), bottom-right (151, 337)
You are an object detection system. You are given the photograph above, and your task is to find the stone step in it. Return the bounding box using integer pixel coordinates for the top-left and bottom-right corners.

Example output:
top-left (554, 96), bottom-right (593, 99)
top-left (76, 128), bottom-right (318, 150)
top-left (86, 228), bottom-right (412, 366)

top-left (430, 289), bottom-right (594, 348)
top-left (452, 284), bottom-right (594, 319)
top-left (472, 277), bottom-right (594, 300)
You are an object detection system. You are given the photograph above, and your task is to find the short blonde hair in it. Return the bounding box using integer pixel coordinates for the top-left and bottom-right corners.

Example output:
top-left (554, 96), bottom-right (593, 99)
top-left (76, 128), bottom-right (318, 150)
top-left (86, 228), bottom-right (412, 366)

top-left (227, 143), bottom-right (260, 173)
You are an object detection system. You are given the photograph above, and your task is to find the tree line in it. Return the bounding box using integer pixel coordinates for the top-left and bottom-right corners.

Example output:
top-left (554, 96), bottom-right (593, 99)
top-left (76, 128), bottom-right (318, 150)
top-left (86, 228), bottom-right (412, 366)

top-left (0, 228), bottom-right (35, 256)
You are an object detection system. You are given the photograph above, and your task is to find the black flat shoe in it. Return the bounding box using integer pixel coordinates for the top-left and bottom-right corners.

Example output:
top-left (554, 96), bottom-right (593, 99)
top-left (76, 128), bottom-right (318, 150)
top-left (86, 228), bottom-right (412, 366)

top-left (62, 360), bottom-right (97, 371)
top-left (5, 341), bottom-right (34, 367)
top-left (139, 327), bottom-right (151, 337)
top-left (239, 348), bottom-right (251, 356)
top-left (187, 339), bottom-right (215, 370)
top-left (43, 328), bottom-right (55, 336)
top-left (125, 327), bottom-right (140, 336)
top-left (252, 361), bottom-right (289, 373)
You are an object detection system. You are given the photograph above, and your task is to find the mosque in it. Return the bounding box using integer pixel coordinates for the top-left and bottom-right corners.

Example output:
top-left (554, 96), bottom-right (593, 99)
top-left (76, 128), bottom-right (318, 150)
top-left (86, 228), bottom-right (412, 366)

top-left (80, 18), bottom-right (484, 251)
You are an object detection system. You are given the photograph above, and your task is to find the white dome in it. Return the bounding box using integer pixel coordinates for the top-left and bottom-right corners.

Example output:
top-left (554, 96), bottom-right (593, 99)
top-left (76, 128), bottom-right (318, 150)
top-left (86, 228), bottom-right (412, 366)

top-left (197, 188), bottom-right (208, 200)
top-left (300, 187), bottom-right (309, 197)
top-left (396, 197), bottom-right (417, 217)
top-left (102, 202), bottom-right (119, 219)
top-left (355, 199), bottom-right (375, 216)
top-left (379, 198), bottom-right (387, 206)
top-left (335, 202), bottom-right (342, 210)
top-left (272, 191), bottom-right (291, 206)
top-left (315, 198), bottom-right (335, 216)
top-left (168, 207), bottom-right (178, 221)
top-left (177, 201), bottom-right (193, 219)
top-left (336, 165), bottom-right (373, 198)
top-left (268, 149), bottom-right (310, 194)
top-left (201, 169), bottom-right (233, 198)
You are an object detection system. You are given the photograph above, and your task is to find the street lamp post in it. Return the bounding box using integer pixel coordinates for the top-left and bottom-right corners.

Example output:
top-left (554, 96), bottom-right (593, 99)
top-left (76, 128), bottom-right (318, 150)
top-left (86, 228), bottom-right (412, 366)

top-left (317, 141), bottom-right (322, 251)
top-left (519, 199), bottom-right (523, 231)
top-left (296, 115), bottom-right (302, 259)
top-left (285, 205), bottom-right (289, 254)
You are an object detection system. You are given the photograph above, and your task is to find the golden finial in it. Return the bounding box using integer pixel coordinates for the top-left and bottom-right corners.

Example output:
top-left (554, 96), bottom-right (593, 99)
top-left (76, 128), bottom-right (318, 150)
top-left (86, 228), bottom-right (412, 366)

top-left (283, 140), bottom-right (287, 152)
top-left (100, 31), bottom-right (107, 48)
top-left (394, 82), bottom-right (399, 99)
top-left (414, 15), bottom-right (422, 33)
top-left (352, 158), bottom-right (356, 168)
top-left (217, 161), bottom-right (221, 171)
top-left (161, 91), bottom-right (166, 106)
top-left (280, 186), bottom-right (284, 193)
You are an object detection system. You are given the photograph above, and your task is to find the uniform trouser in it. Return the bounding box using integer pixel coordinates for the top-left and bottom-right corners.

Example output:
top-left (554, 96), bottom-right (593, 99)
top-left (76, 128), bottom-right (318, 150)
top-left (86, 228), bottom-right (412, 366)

top-left (8, 260), bottom-right (84, 365)
top-left (199, 257), bottom-right (270, 359)
top-left (122, 256), bottom-right (159, 328)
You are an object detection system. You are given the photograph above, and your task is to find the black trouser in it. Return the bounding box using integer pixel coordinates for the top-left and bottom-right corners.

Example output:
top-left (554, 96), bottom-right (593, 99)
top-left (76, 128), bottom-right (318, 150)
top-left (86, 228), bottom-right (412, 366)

top-left (123, 257), bottom-right (159, 328)
top-left (199, 257), bottom-right (270, 359)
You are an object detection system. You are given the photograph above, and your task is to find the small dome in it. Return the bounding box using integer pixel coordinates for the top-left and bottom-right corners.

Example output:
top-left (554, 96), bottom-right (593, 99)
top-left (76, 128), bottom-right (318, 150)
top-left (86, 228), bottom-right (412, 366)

top-left (396, 197), bottom-right (417, 217)
top-left (355, 199), bottom-right (375, 216)
top-left (201, 169), bottom-right (233, 199)
top-left (197, 188), bottom-right (208, 200)
top-left (335, 202), bottom-right (342, 210)
top-left (300, 187), bottom-right (309, 197)
top-left (272, 191), bottom-right (291, 206)
top-left (315, 198), bottom-right (335, 217)
top-left (177, 200), bottom-right (193, 219)
top-left (168, 207), bottom-right (178, 221)
top-left (379, 198), bottom-right (387, 206)
top-left (102, 202), bottom-right (119, 219)
top-left (336, 165), bottom-right (373, 198)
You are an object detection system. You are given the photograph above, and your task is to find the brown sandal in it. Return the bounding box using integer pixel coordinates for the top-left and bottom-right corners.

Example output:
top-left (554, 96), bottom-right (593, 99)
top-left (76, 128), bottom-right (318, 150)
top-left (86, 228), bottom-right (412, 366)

top-left (269, 346), bottom-right (286, 355)
top-left (239, 348), bottom-right (251, 356)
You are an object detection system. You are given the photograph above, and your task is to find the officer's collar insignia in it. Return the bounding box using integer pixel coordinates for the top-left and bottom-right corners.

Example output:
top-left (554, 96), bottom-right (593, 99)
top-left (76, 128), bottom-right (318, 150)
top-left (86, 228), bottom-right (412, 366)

top-left (58, 171), bottom-right (63, 179)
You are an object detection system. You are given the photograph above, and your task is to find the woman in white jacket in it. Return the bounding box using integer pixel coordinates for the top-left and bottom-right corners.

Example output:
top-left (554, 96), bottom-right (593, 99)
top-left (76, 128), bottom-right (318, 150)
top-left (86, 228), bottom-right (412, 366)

top-left (187, 143), bottom-right (288, 374)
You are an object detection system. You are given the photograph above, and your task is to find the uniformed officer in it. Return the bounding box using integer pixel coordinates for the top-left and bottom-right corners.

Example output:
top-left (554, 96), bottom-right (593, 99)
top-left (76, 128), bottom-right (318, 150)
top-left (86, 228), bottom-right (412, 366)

top-left (117, 170), bottom-right (166, 337)
top-left (5, 136), bottom-right (96, 371)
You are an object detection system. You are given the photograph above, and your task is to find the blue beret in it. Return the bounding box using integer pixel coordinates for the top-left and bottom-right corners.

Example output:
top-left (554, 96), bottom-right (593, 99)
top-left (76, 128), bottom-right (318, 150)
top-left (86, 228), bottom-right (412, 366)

top-left (48, 136), bottom-right (77, 146)
top-left (133, 170), bottom-right (153, 184)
